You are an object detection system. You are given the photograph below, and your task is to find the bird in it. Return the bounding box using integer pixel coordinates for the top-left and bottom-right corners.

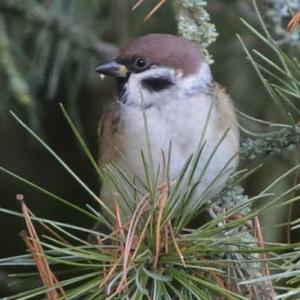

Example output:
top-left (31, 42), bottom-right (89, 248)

top-left (95, 33), bottom-right (239, 220)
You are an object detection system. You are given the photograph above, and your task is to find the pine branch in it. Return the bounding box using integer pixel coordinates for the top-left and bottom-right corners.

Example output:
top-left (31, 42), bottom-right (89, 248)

top-left (0, 0), bottom-right (117, 58)
top-left (240, 127), bottom-right (300, 159)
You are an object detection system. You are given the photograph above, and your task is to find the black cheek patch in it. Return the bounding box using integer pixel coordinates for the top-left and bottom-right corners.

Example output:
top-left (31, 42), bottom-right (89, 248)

top-left (141, 77), bottom-right (174, 92)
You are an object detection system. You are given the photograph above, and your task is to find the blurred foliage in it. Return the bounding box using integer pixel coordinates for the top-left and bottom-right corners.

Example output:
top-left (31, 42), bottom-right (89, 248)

top-left (0, 0), bottom-right (300, 297)
top-left (264, 0), bottom-right (300, 50)
top-left (0, 0), bottom-right (175, 130)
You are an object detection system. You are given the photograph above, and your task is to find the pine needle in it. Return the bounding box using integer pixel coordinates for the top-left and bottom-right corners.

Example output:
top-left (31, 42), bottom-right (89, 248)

top-left (287, 11), bottom-right (300, 32)
top-left (18, 194), bottom-right (66, 299)
top-left (154, 151), bottom-right (169, 268)
top-left (132, 0), bottom-right (167, 21)
top-left (144, 0), bottom-right (166, 21)
top-left (254, 216), bottom-right (276, 299)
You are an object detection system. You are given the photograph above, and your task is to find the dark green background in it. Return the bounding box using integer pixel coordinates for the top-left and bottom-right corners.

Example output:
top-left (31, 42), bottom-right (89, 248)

top-left (0, 1), bottom-right (299, 295)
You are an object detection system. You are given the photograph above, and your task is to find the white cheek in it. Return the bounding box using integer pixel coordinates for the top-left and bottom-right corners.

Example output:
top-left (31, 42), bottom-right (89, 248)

top-left (180, 63), bottom-right (212, 93)
top-left (124, 63), bottom-right (212, 106)
top-left (126, 67), bottom-right (176, 105)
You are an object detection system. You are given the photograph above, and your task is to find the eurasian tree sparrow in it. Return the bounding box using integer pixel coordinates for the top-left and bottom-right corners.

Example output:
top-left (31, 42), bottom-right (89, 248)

top-left (95, 33), bottom-right (239, 218)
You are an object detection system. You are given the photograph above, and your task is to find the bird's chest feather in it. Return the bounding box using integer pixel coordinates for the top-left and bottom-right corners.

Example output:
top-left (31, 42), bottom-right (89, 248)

top-left (113, 95), bottom-right (227, 180)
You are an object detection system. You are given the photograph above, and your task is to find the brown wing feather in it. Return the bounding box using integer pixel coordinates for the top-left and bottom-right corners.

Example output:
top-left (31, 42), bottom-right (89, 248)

top-left (97, 102), bottom-right (121, 167)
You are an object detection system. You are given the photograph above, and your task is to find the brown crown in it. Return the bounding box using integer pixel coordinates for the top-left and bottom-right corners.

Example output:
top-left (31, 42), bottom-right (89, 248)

top-left (118, 34), bottom-right (205, 76)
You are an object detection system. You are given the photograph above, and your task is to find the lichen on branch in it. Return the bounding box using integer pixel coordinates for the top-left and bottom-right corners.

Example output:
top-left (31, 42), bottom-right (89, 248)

top-left (174, 0), bottom-right (218, 63)
top-left (241, 127), bottom-right (300, 159)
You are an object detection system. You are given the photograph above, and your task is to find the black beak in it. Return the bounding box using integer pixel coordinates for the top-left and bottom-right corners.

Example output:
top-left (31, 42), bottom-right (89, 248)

top-left (95, 60), bottom-right (128, 78)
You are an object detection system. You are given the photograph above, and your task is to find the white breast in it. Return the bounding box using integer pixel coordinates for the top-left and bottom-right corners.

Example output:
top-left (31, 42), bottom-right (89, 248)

top-left (99, 91), bottom-right (239, 214)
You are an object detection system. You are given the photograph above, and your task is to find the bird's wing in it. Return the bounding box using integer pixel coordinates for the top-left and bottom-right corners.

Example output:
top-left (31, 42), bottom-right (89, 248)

top-left (97, 101), bottom-right (121, 168)
top-left (215, 83), bottom-right (239, 138)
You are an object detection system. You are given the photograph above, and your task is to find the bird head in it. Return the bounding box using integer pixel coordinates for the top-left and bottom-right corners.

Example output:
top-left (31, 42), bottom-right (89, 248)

top-left (95, 34), bottom-right (213, 106)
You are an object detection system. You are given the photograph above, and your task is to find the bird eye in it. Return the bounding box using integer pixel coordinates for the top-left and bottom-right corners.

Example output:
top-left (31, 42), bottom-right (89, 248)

top-left (135, 58), bottom-right (147, 69)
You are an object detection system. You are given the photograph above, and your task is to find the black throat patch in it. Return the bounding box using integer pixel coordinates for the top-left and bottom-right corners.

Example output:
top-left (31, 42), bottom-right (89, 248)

top-left (116, 76), bottom-right (129, 103)
top-left (141, 77), bottom-right (174, 92)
